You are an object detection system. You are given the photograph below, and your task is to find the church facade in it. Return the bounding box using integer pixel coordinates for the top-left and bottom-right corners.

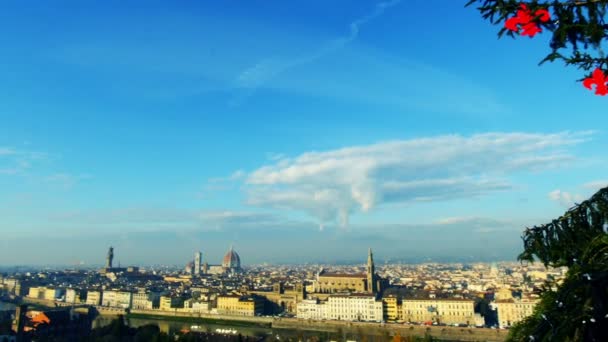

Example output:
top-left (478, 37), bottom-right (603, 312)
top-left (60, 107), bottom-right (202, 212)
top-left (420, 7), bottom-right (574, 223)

top-left (313, 249), bottom-right (386, 295)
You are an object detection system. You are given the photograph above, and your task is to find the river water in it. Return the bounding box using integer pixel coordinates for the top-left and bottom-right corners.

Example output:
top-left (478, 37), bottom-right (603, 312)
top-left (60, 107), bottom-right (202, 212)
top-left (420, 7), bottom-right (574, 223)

top-left (2, 302), bottom-right (394, 341)
top-left (92, 316), bottom-right (374, 341)
top-left (0, 302), bottom-right (16, 311)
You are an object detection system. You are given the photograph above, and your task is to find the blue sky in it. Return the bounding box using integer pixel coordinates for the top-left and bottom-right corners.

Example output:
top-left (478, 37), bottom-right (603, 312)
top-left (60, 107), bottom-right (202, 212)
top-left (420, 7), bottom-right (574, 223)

top-left (1, 0), bottom-right (607, 266)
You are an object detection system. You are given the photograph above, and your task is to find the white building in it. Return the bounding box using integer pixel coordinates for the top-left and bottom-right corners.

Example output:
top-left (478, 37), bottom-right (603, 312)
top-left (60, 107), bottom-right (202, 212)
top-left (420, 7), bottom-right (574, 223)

top-left (297, 299), bottom-right (326, 320)
top-left (101, 290), bottom-right (132, 309)
top-left (132, 291), bottom-right (162, 310)
top-left (297, 294), bottom-right (383, 322)
top-left (191, 301), bottom-right (213, 313)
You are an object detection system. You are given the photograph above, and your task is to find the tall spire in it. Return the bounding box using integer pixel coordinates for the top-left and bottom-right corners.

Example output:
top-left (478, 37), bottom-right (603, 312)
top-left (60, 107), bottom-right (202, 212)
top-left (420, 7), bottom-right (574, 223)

top-left (366, 248), bottom-right (376, 293)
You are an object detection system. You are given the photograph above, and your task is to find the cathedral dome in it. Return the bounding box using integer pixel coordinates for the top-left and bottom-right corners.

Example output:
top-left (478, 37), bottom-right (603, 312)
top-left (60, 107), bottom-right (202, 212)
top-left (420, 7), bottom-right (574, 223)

top-left (222, 246), bottom-right (241, 269)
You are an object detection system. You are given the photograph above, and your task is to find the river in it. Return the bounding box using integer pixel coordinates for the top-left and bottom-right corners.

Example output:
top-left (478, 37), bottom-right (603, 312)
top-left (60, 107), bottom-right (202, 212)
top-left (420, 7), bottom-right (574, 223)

top-left (92, 316), bottom-right (376, 341)
top-left (0, 302), bottom-right (16, 311)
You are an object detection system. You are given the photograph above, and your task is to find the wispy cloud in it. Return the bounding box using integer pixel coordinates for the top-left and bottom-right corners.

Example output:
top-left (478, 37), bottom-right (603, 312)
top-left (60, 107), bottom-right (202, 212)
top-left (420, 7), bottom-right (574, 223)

top-left (0, 146), bottom-right (47, 175)
top-left (45, 173), bottom-right (92, 189)
top-left (234, 0), bottom-right (402, 93)
top-left (241, 132), bottom-right (590, 228)
top-left (39, 208), bottom-right (287, 237)
top-left (548, 189), bottom-right (585, 208)
top-left (0, 212), bottom-right (525, 265)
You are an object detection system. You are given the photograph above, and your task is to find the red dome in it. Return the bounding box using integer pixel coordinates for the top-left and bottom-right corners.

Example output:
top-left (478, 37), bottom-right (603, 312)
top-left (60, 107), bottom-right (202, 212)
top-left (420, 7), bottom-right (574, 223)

top-left (222, 246), bottom-right (241, 269)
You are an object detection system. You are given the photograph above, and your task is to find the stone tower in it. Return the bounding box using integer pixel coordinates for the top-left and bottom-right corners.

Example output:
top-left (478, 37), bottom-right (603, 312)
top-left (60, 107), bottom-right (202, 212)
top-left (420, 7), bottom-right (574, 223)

top-left (106, 247), bottom-right (114, 268)
top-left (366, 248), bottom-right (377, 294)
top-left (194, 251), bottom-right (202, 276)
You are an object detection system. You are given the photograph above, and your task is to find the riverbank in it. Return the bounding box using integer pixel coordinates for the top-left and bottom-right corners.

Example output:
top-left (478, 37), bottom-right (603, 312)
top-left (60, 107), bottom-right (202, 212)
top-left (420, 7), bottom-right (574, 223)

top-left (7, 299), bottom-right (508, 341)
top-left (126, 312), bottom-right (272, 328)
top-left (125, 309), bottom-right (508, 341)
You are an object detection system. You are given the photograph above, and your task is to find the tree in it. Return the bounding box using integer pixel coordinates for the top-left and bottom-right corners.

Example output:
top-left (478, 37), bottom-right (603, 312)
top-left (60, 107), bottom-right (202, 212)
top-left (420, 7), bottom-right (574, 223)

top-left (504, 186), bottom-right (608, 341)
top-left (466, 0), bottom-right (608, 95)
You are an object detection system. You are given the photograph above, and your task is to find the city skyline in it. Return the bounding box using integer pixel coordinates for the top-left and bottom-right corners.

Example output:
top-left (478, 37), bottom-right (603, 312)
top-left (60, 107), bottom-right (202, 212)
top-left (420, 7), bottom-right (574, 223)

top-left (2, 0), bottom-right (608, 265)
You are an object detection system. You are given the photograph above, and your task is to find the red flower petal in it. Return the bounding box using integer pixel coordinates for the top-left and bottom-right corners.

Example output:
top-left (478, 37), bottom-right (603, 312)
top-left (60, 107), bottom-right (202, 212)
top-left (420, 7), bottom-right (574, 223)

top-left (505, 17), bottom-right (520, 31)
top-left (535, 9), bottom-right (551, 22)
top-left (583, 78), bottom-right (595, 90)
top-left (521, 22), bottom-right (541, 37)
top-left (582, 68), bottom-right (608, 95)
top-left (592, 68), bottom-right (606, 82)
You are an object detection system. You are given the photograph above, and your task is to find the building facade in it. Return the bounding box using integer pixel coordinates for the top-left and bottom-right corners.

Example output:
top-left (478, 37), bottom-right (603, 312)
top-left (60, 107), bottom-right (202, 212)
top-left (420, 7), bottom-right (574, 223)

top-left (296, 293), bottom-right (383, 322)
top-left (247, 283), bottom-right (306, 314)
top-left (101, 290), bottom-right (132, 309)
top-left (194, 251), bottom-right (202, 276)
top-left (401, 299), bottom-right (476, 325)
top-left (216, 295), bottom-right (264, 316)
top-left (496, 299), bottom-right (538, 328)
top-left (383, 296), bottom-right (400, 321)
top-left (132, 290), bottom-right (162, 310)
top-left (85, 290), bottom-right (102, 306)
top-left (313, 249), bottom-right (385, 295)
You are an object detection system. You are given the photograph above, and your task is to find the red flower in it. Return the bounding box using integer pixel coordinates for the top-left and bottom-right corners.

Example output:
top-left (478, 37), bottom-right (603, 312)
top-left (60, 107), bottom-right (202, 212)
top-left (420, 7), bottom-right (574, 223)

top-left (521, 22), bottom-right (542, 37)
top-left (535, 9), bottom-right (551, 22)
top-left (583, 68), bottom-right (608, 96)
top-left (504, 3), bottom-right (551, 38)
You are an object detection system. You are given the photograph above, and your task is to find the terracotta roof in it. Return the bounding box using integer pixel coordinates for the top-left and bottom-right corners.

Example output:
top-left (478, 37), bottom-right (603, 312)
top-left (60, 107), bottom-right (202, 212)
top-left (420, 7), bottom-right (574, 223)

top-left (222, 247), bottom-right (241, 268)
top-left (319, 273), bottom-right (366, 278)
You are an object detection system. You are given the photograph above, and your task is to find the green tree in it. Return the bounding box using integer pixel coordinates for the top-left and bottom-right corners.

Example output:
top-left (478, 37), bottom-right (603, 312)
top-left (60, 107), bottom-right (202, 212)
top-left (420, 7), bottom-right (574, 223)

top-left (466, 0), bottom-right (608, 89)
top-left (500, 186), bottom-right (608, 341)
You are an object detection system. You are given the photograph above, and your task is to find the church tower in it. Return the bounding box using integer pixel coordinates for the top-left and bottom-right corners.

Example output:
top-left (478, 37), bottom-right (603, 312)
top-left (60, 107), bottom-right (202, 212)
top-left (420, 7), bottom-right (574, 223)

top-left (366, 248), bottom-right (377, 294)
top-left (106, 247), bottom-right (114, 269)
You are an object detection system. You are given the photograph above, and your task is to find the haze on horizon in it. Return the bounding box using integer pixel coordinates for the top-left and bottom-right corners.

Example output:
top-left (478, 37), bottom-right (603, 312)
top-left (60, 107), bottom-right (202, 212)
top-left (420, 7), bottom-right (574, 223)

top-left (1, 0), bottom-right (607, 266)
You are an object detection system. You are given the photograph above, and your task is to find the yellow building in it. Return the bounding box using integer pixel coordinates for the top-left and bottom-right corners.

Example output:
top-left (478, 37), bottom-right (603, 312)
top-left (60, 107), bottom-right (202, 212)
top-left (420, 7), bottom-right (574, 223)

top-left (496, 299), bottom-right (538, 328)
top-left (163, 275), bottom-right (192, 284)
top-left (86, 290), bottom-right (102, 306)
top-left (247, 283), bottom-right (305, 313)
top-left (43, 287), bottom-right (62, 301)
top-left (402, 299), bottom-right (476, 325)
top-left (315, 272), bottom-right (368, 293)
top-left (28, 287), bottom-right (41, 299)
top-left (494, 287), bottom-right (513, 301)
top-left (216, 295), bottom-right (264, 316)
top-left (27, 287), bottom-right (63, 301)
top-left (383, 296), bottom-right (400, 321)
top-left (159, 296), bottom-right (184, 311)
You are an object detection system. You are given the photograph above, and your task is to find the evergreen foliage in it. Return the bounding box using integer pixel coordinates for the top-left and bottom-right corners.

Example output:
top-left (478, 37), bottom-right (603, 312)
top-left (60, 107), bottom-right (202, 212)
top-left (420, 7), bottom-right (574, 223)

top-left (505, 186), bottom-right (608, 341)
top-left (466, 0), bottom-right (608, 82)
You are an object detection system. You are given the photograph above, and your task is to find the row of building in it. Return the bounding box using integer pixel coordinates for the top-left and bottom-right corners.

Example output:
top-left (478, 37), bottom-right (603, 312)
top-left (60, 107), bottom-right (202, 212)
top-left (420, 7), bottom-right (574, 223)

top-left (298, 293), bottom-right (537, 327)
top-left (23, 283), bottom-right (537, 327)
top-left (2, 248), bottom-right (542, 329)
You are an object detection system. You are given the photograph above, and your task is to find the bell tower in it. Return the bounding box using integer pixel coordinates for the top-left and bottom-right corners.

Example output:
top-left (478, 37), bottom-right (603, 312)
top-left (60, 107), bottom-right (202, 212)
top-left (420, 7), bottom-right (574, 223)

top-left (106, 247), bottom-right (114, 268)
top-left (367, 248), bottom-right (377, 294)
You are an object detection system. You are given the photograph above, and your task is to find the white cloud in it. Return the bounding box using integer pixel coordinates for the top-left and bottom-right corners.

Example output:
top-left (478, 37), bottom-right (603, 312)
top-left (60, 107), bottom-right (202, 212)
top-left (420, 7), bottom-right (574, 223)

top-left (0, 147), bottom-right (47, 175)
top-left (45, 173), bottom-right (92, 189)
top-left (548, 190), bottom-right (585, 207)
top-left (0, 147), bottom-right (16, 156)
top-left (243, 132), bottom-right (590, 227)
top-left (433, 216), bottom-right (523, 234)
top-left (583, 180), bottom-right (608, 191)
top-left (37, 208), bottom-right (287, 237)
